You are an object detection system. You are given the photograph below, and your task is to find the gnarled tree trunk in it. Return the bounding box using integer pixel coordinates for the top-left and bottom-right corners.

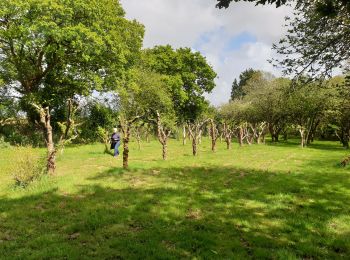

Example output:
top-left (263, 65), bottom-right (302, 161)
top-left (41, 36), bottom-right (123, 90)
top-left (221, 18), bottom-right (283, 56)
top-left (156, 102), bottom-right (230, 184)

top-left (223, 122), bottom-right (233, 150)
top-left (119, 115), bottom-right (142, 169)
top-left (35, 105), bottom-right (56, 175)
top-left (209, 119), bottom-right (219, 152)
top-left (122, 123), bottom-right (130, 169)
top-left (238, 126), bottom-right (244, 147)
top-left (156, 111), bottom-right (171, 160)
top-left (182, 124), bottom-right (187, 145)
top-left (188, 120), bottom-right (208, 156)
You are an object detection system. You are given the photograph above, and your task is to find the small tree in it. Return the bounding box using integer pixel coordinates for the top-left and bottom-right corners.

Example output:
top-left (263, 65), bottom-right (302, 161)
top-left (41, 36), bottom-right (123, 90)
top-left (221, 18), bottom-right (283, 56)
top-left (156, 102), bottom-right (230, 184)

top-left (117, 69), bottom-right (174, 167)
top-left (187, 119), bottom-right (209, 156)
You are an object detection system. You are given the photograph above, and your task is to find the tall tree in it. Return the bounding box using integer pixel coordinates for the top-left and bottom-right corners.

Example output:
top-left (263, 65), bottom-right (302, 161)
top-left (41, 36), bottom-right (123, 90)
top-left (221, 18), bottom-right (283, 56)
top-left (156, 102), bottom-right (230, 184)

top-left (142, 45), bottom-right (217, 123)
top-left (230, 68), bottom-right (257, 101)
top-left (0, 0), bottom-right (143, 173)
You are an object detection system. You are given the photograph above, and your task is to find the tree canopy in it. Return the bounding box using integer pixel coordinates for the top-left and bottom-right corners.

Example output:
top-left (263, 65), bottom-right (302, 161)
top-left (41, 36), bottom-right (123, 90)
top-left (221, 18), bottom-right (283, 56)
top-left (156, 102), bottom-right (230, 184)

top-left (142, 45), bottom-right (217, 123)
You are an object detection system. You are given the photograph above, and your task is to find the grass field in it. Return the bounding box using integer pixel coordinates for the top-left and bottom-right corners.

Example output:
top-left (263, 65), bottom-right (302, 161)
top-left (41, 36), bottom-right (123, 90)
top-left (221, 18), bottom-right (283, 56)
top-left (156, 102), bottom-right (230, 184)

top-left (0, 138), bottom-right (349, 259)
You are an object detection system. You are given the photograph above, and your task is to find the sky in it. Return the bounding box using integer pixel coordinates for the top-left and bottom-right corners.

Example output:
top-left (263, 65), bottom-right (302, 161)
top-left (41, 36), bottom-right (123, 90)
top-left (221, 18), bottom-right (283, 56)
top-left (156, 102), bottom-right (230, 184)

top-left (119, 0), bottom-right (292, 106)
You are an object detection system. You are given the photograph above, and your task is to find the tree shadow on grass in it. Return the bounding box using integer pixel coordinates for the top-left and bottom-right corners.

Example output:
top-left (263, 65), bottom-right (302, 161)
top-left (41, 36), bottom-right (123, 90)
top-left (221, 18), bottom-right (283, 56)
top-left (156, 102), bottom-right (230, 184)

top-left (0, 165), bottom-right (349, 259)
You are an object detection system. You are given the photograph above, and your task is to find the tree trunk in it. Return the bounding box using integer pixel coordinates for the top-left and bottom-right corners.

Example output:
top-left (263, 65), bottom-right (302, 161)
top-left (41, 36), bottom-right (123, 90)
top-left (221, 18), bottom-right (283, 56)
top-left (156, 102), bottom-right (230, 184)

top-left (226, 138), bottom-right (231, 149)
top-left (187, 120), bottom-right (208, 156)
top-left (209, 119), bottom-right (218, 152)
top-left (238, 127), bottom-right (243, 147)
top-left (156, 111), bottom-right (171, 160)
top-left (136, 131), bottom-right (141, 150)
top-left (37, 106), bottom-right (56, 174)
top-left (182, 124), bottom-right (186, 145)
top-left (45, 121), bottom-right (56, 175)
top-left (299, 128), bottom-right (305, 148)
top-left (122, 123), bottom-right (130, 169)
top-left (269, 124), bottom-right (279, 142)
top-left (162, 143), bottom-right (167, 160)
top-left (192, 138), bottom-right (197, 156)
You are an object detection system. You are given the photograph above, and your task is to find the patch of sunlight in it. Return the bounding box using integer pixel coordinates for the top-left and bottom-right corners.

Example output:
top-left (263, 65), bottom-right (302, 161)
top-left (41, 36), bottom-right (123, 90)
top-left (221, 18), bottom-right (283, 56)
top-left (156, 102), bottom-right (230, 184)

top-left (327, 215), bottom-right (350, 235)
top-left (242, 199), bottom-right (268, 210)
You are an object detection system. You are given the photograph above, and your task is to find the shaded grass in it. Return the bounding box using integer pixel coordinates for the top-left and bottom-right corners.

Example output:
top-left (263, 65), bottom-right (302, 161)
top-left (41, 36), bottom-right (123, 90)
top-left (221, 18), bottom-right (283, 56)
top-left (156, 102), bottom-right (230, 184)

top-left (0, 139), bottom-right (349, 259)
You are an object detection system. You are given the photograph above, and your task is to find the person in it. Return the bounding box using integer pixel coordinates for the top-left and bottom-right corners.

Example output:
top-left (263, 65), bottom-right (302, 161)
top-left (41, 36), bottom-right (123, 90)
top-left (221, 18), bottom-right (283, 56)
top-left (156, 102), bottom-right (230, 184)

top-left (110, 128), bottom-right (121, 157)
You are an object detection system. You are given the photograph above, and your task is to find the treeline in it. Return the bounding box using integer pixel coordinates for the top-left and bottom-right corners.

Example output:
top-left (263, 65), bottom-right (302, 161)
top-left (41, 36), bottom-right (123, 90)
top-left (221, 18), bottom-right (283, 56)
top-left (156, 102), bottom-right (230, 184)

top-left (219, 70), bottom-right (350, 149)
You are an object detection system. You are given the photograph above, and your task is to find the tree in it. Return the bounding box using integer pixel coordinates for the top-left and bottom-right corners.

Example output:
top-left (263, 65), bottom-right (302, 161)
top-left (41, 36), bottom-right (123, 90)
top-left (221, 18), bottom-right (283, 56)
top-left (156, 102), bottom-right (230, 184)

top-left (142, 46), bottom-right (216, 123)
top-left (243, 74), bottom-right (290, 142)
top-left (0, 0), bottom-right (144, 174)
top-left (187, 119), bottom-right (209, 156)
top-left (230, 69), bottom-right (257, 101)
top-left (326, 76), bottom-right (350, 148)
top-left (117, 69), bottom-right (174, 167)
top-left (287, 80), bottom-right (332, 147)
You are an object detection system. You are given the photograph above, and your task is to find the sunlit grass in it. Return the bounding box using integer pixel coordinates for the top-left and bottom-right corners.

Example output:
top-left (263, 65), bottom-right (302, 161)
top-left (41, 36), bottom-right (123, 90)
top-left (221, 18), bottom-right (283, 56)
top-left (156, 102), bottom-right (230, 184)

top-left (0, 138), bottom-right (349, 259)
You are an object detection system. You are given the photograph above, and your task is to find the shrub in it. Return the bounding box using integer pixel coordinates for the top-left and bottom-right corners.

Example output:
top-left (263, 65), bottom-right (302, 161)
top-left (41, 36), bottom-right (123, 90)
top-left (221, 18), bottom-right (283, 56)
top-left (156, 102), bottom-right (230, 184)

top-left (10, 147), bottom-right (46, 188)
top-left (0, 136), bottom-right (11, 148)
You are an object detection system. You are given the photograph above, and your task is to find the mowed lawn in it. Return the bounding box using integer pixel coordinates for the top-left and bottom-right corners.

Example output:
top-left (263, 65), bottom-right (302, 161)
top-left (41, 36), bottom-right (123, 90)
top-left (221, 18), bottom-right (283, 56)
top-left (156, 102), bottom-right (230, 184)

top-left (0, 139), bottom-right (349, 259)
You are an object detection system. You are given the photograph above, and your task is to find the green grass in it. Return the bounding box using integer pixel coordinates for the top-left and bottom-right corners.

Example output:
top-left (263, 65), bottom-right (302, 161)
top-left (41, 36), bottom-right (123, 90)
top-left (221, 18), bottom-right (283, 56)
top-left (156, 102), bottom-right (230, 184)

top-left (0, 139), bottom-right (349, 259)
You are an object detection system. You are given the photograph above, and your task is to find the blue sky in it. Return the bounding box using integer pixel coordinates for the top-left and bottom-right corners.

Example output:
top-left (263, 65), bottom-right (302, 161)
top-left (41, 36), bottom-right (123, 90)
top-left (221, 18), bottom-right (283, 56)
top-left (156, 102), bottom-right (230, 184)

top-left (195, 28), bottom-right (257, 52)
top-left (224, 32), bottom-right (257, 51)
top-left (120, 0), bottom-right (291, 105)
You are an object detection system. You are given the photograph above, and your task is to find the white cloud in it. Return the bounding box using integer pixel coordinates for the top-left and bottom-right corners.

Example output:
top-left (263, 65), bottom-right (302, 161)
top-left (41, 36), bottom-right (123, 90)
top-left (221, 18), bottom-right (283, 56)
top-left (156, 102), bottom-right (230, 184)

top-left (120, 0), bottom-right (292, 106)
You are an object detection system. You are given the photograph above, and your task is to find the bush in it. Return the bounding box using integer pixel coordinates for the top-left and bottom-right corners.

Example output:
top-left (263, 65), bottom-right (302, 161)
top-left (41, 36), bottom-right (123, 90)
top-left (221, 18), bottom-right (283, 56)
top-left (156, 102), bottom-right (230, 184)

top-left (10, 147), bottom-right (46, 188)
top-left (0, 136), bottom-right (11, 148)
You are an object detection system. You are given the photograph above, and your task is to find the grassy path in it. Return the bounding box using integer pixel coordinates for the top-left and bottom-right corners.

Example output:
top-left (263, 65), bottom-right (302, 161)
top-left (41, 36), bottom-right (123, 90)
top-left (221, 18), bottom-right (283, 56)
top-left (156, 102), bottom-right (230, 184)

top-left (0, 139), bottom-right (349, 259)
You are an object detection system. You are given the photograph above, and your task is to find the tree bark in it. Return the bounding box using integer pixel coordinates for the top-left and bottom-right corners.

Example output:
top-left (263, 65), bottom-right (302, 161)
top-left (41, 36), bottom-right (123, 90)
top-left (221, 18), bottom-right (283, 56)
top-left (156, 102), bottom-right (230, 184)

top-left (299, 127), bottom-right (306, 148)
top-left (187, 120), bottom-right (208, 156)
top-left (156, 111), bottom-right (171, 160)
top-left (223, 122), bottom-right (233, 150)
top-left (209, 119), bottom-right (219, 152)
top-left (122, 125), bottom-right (130, 169)
top-left (182, 124), bottom-right (187, 145)
top-left (37, 105), bottom-right (56, 174)
top-left (192, 138), bottom-right (197, 156)
top-left (238, 127), bottom-right (243, 147)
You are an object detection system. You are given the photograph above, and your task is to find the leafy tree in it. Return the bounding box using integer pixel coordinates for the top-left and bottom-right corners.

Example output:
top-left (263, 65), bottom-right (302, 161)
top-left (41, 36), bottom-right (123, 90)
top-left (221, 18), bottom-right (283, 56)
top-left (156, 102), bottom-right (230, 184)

top-left (287, 80), bottom-right (333, 147)
top-left (243, 74), bottom-right (290, 142)
top-left (326, 76), bottom-right (350, 148)
top-left (142, 45), bottom-right (216, 123)
top-left (0, 0), bottom-right (144, 173)
top-left (80, 101), bottom-right (119, 143)
top-left (117, 69), bottom-right (174, 167)
top-left (231, 69), bottom-right (258, 100)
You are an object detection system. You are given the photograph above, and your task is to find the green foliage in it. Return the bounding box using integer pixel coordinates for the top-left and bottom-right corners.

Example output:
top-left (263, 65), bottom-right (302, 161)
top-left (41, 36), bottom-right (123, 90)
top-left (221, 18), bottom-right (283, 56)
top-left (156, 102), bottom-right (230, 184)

top-left (142, 45), bottom-right (216, 122)
top-left (80, 102), bottom-right (118, 142)
top-left (118, 68), bottom-right (175, 122)
top-left (9, 147), bottom-right (46, 188)
top-left (230, 68), bottom-right (258, 101)
top-left (0, 0), bottom-right (144, 161)
top-left (0, 136), bottom-right (11, 148)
